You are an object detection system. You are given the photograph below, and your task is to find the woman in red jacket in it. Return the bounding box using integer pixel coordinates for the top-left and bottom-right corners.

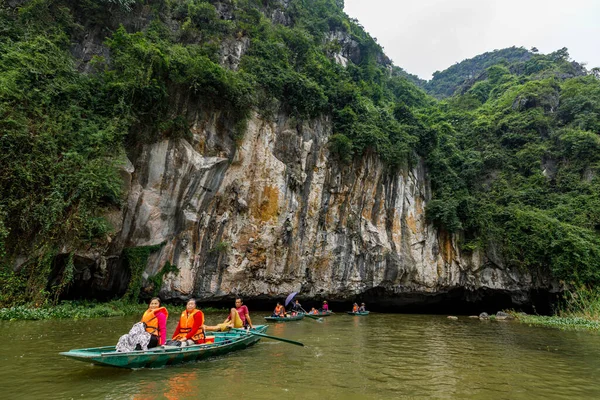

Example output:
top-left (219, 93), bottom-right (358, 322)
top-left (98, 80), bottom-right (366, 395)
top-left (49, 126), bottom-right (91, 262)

top-left (169, 298), bottom-right (206, 347)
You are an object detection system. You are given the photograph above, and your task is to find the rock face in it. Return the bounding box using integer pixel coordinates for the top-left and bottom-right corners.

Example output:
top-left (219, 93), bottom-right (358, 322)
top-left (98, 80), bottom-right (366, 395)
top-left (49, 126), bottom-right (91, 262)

top-left (79, 109), bottom-right (557, 310)
top-left (40, 1), bottom-right (558, 311)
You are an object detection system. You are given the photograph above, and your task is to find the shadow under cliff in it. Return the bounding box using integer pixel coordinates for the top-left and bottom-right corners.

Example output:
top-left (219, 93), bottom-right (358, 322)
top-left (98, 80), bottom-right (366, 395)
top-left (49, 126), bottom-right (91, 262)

top-left (182, 288), bottom-right (560, 316)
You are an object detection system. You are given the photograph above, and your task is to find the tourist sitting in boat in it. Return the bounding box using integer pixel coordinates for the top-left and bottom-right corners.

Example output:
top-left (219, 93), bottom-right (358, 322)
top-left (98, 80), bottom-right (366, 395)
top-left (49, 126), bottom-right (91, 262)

top-left (141, 297), bottom-right (168, 347)
top-left (359, 303), bottom-right (366, 312)
top-left (352, 303), bottom-right (359, 313)
top-left (320, 301), bottom-right (329, 313)
top-left (167, 298), bottom-right (206, 347)
top-left (116, 322), bottom-right (152, 352)
top-left (308, 307), bottom-right (318, 315)
top-left (205, 298), bottom-right (254, 331)
top-left (272, 302), bottom-right (286, 317)
top-left (291, 299), bottom-right (303, 314)
top-left (291, 299), bottom-right (302, 311)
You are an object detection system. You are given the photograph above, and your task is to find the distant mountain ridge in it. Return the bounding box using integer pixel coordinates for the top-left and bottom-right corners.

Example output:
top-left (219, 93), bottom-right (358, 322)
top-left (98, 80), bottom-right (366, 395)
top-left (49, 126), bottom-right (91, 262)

top-left (420, 46), bottom-right (589, 99)
top-left (424, 47), bottom-right (533, 98)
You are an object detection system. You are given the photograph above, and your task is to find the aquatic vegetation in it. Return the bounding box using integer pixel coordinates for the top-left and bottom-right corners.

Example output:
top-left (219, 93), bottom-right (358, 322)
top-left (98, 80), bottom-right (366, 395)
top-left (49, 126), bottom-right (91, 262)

top-left (513, 286), bottom-right (600, 331)
top-left (0, 300), bottom-right (146, 321)
top-left (513, 313), bottom-right (600, 331)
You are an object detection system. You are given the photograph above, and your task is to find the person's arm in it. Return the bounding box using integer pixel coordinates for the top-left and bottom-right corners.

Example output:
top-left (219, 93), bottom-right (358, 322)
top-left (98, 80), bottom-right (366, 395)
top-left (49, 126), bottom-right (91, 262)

top-left (172, 320), bottom-right (181, 340)
top-left (244, 307), bottom-right (253, 328)
top-left (157, 312), bottom-right (167, 345)
top-left (187, 312), bottom-right (205, 340)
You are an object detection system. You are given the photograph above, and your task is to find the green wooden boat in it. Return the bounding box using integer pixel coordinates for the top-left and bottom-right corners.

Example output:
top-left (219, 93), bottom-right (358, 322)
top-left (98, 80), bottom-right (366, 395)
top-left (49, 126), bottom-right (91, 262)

top-left (302, 311), bottom-right (332, 317)
top-left (60, 325), bottom-right (268, 369)
top-left (347, 311), bottom-right (369, 316)
top-left (264, 314), bottom-right (304, 322)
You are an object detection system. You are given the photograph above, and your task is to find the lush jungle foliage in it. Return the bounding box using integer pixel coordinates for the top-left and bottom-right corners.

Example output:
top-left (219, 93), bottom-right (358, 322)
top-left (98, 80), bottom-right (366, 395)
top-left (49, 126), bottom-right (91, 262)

top-left (424, 46), bottom-right (534, 98)
top-left (0, 0), bottom-right (428, 306)
top-left (424, 48), bottom-right (600, 286)
top-left (0, 0), bottom-right (599, 310)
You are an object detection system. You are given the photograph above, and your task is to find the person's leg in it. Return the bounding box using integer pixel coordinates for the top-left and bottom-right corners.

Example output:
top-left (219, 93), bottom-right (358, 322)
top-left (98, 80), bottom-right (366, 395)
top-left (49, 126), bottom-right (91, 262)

top-left (230, 309), bottom-right (244, 328)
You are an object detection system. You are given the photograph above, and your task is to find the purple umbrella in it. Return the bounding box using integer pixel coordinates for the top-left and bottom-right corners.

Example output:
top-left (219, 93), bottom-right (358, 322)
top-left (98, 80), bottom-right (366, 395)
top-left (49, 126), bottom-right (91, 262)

top-left (285, 292), bottom-right (298, 307)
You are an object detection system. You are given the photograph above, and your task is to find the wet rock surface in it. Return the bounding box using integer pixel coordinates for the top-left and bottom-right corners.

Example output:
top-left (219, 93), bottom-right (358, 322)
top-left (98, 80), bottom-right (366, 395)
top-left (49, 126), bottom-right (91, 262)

top-left (53, 110), bottom-right (559, 312)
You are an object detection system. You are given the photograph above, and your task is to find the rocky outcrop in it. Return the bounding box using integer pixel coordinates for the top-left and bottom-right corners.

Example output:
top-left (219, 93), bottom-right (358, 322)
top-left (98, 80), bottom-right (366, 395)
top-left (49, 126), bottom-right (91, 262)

top-left (66, 109), bottom-right (557, 310)
top-left (32, 1), bottom-right (558, 311)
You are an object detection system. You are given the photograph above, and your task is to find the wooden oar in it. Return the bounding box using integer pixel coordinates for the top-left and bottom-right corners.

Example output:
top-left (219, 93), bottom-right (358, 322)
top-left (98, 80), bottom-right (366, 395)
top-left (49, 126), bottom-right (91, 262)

top-left (233, 328), bottom-right (304, 347)
top-left (302, 313), bottom-right (323, 322)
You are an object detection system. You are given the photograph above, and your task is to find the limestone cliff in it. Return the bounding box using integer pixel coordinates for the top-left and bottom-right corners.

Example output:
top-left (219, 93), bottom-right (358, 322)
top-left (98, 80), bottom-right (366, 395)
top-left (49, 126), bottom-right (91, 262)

top-left (5, 0), bottom-right (563, 312)
top-left (69, 110), bottom-right (556, 310)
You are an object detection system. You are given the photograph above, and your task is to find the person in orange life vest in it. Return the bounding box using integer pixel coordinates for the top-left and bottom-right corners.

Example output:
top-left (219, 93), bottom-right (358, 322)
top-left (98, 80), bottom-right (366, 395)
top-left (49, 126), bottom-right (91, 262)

top-left (272, 302), bottom-right (286, 317)
top-left (352, 303), bottom-right (359, 313)
top-left (141, 297), bottom-right (168, 347)
top-left (170, 298), bottom-right (205, 347)
top-left (205, 298), bottom-right (254, 331)
top-left (308, 307), bottom-right (318, 315)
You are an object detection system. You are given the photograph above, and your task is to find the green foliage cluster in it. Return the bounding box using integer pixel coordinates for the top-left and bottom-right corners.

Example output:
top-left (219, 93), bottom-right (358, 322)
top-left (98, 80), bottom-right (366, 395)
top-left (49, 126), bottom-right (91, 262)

top-left (235, 0), bottom-right (430, 165)
top-left (426, 47), bottom-right (532, 98)
top-left (514, 313), bottom-right (600, 331)
top-left (122, 244), bottom-right (164, 302)
top-left (559, 286), bottom-right (600, 321)
top-left (424, 47), bottom-right (600, 286)
top-left (513, 286), bottom-right (600, 330)
top-left (0, 300), bottom-right (146, 321)
top-left (147, 261), bottom-right (179, 297)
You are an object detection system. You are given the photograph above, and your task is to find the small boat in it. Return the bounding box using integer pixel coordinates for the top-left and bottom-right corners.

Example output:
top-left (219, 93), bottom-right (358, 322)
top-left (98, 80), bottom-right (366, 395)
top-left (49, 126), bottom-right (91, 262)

top-left (60, 325), bottom-right (268, 369)
top-left (302, 311), bottom-right (333, 317)
top-left (264, 314), bottom-right (304, 322)
top-left (347, 311), bottom-right (370, 316)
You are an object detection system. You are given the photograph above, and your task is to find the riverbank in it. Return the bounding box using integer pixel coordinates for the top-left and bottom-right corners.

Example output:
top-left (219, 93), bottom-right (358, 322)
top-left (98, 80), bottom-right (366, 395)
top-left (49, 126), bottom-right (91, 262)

top-left (513, 313), bottom-right (600, 331)
top-left (511, 287), bottom-right (600, 331)
top-left (0, 301), bottom-right (147, 321)
top-left (0, 301), bottom-right (230, 321)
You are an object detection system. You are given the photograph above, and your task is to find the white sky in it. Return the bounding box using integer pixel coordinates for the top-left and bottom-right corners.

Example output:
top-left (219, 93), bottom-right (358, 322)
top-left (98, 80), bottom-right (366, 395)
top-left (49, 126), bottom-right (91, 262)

top-left (344, 0), bottom-right (600, 80)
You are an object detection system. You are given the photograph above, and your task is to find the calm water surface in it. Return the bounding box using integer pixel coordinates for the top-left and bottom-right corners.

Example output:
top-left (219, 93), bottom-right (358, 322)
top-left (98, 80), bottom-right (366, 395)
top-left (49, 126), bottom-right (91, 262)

top-left (1, 312), bottom-right (600, 399)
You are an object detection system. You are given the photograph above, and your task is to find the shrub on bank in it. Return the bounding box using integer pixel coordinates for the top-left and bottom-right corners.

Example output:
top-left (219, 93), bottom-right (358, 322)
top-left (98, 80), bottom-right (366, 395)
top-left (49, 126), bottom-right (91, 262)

top-left (0, 300), bottom-right (146, 321)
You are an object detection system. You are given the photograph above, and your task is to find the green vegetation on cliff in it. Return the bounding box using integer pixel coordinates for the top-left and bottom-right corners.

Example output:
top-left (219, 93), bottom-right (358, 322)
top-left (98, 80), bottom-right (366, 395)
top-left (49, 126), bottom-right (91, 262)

top-left (0, 0), bottom-right (428, 306)
top-left (424, 48), bottom-right (600, 286)
top-left (0, 0), bottom-right (599, 310)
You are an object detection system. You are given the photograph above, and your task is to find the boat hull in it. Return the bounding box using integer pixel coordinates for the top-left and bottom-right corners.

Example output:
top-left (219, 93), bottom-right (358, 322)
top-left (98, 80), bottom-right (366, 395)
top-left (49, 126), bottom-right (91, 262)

top-left (347, 311), bottom-right (369, 316)
top-left (60, 325), bottom-right (268, 369)
top-left (264, 314), bottom-right (304, 322)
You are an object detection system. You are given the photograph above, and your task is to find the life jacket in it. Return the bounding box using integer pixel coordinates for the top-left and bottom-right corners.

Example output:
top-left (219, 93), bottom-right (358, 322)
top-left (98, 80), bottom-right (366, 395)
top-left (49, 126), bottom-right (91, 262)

top-left (173, 309), bottom-right (205, 341)
top-left (352, 305), bottom-right (358, 312)
top-left (141, 307), bottom-right (168, 337)
top-left (274, 305), bottom-right (283, 315)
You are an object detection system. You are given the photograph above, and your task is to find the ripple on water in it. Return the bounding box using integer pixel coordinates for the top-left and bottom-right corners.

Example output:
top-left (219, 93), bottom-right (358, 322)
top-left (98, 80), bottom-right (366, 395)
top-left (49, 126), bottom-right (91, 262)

top-left (2, 313), bottom-right (600, 399)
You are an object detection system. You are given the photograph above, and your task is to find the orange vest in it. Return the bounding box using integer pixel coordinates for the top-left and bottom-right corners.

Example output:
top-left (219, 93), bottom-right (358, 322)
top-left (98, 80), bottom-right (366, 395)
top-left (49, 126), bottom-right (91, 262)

top-left (141, 307), bottom-right (168, 336)
top-left (352, 305), bottom-right (358, 312)
top-left (173, 309), bottom-right (205, 341)
top-left (275, 305), bottom-right (283, 315)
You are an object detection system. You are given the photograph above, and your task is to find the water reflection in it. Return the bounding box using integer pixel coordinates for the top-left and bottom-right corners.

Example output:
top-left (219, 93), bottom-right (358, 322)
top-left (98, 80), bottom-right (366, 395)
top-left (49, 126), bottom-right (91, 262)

top-left (2, 313), bottom-right (600, 399)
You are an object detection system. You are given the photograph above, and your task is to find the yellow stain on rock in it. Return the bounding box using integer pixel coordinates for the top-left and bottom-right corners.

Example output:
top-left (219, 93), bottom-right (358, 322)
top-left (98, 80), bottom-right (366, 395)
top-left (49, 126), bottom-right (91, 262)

top-left (440, 230), bottom-right (454, 264)
top-left (251, 185), bottom-right (279, 222)
top-left (406, 213), bottom-right (417, 234)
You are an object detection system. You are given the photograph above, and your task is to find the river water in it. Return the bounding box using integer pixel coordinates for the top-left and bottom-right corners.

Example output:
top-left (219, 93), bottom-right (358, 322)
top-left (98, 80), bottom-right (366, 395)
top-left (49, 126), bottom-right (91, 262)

top-left (1, 312), bottom-right (600, 399)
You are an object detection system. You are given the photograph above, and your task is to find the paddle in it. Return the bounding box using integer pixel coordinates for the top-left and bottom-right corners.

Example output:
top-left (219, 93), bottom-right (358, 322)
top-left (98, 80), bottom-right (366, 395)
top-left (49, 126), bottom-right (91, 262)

top-left (233, 328), bottom-right (304, 347)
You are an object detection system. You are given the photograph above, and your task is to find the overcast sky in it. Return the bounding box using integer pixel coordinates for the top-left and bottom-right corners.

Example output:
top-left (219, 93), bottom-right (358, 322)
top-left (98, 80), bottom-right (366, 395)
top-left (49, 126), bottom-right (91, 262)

top-left (344, 0), bottom-right (600, 80)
